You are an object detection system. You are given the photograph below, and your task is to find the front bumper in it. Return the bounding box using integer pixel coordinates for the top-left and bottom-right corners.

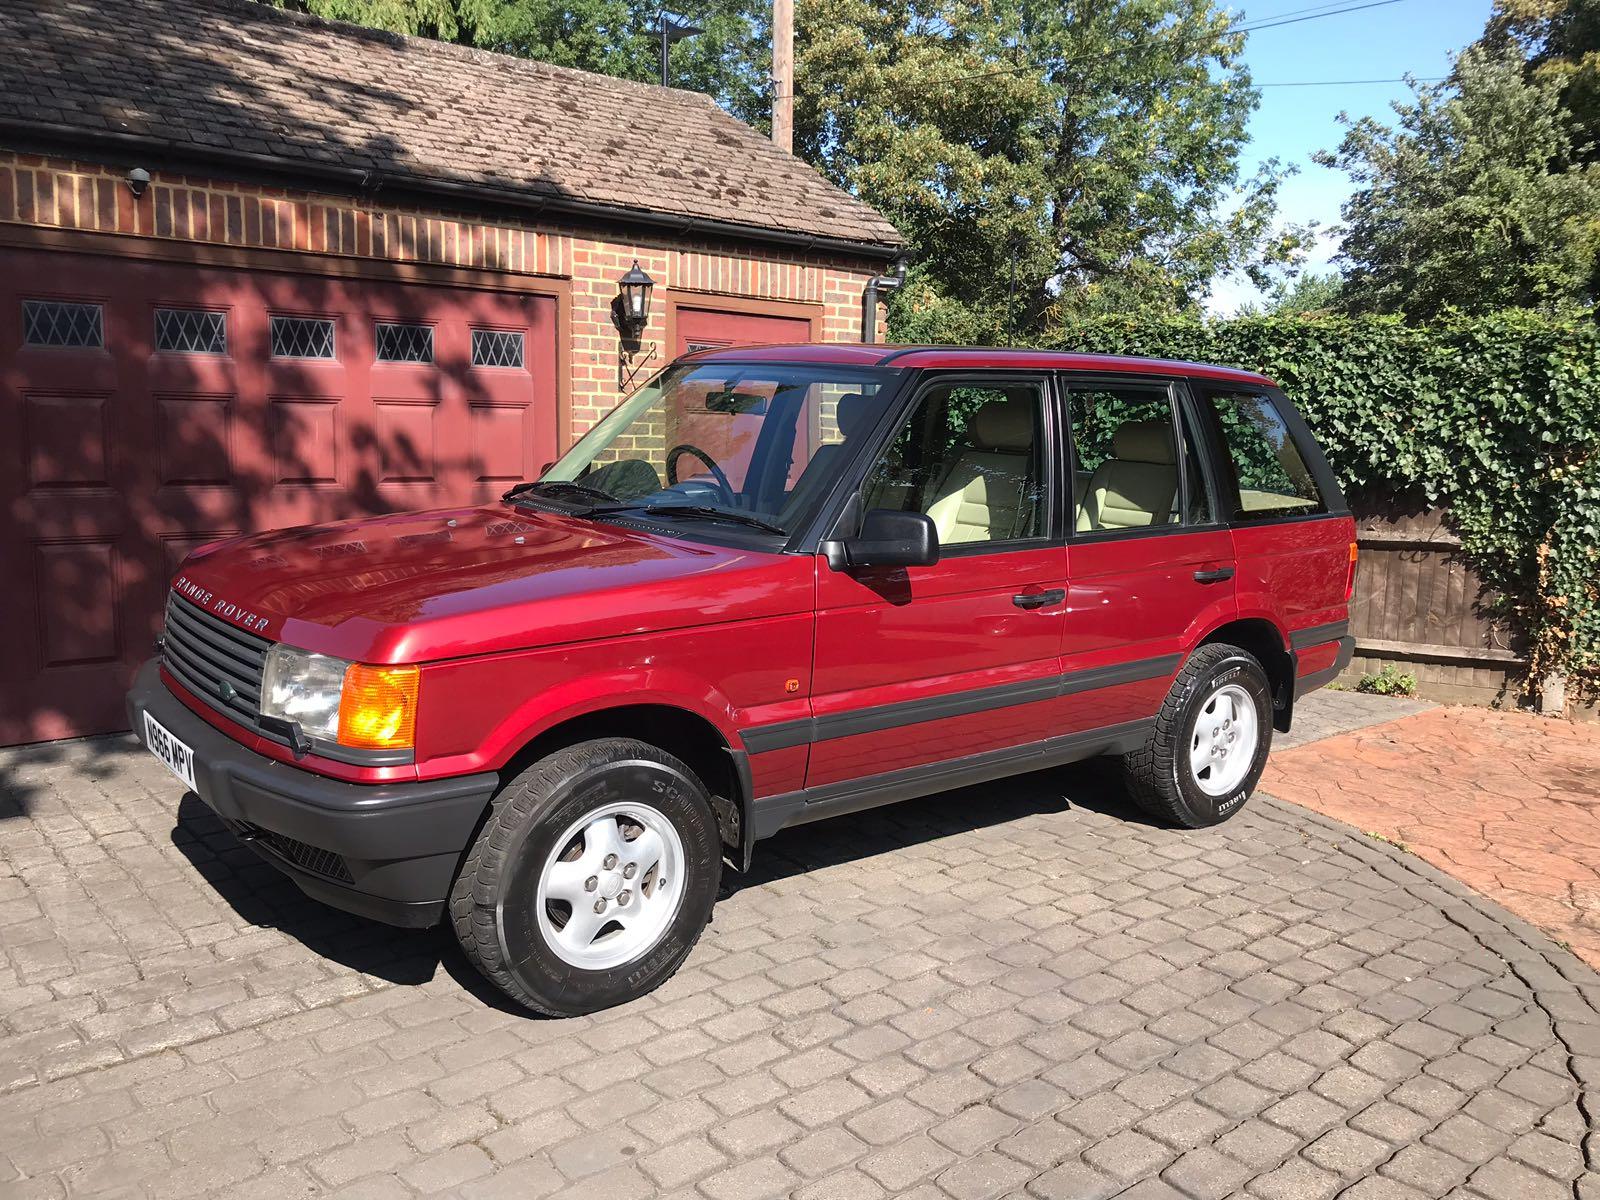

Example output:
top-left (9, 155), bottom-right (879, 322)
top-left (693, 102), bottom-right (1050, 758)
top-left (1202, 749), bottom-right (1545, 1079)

top-left (127, 660), bottom-right (498, 928)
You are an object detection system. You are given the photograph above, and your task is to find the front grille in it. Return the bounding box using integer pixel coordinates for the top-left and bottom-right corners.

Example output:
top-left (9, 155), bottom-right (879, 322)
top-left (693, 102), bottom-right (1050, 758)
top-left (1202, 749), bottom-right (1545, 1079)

top-left (230, 820), bottom-right (354, 884)
top-left (162, 592), bottom-right (271, 733)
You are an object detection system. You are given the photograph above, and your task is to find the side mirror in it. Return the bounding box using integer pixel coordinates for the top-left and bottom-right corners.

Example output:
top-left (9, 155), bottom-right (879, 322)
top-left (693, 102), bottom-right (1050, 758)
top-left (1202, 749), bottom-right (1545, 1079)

top-left (822, 509), bottom-right (940, 571)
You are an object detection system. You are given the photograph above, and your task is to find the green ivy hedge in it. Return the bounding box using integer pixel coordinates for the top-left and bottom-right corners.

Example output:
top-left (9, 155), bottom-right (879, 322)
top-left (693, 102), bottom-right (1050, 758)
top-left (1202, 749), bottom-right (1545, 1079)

top-left (906, 310), bottom-right (1600, 689)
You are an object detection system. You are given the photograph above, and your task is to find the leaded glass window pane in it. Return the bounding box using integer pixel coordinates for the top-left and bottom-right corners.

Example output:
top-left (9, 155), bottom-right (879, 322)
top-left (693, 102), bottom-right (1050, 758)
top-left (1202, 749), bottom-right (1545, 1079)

top-left (155, 308), bottom-right (227, 355)
top-left (375, 323), bottom-right (434, 364)
top-left (471, 329), bottom-right (524, 368)
top-left (270, 316), bottom-right (336, 360)
top-left (23, 300), bottom-right (103, 348)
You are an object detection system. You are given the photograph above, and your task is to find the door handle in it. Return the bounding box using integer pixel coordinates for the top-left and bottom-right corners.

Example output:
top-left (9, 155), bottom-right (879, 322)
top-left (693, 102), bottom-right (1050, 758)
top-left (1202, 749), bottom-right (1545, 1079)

top-left (1193, 566), bottom-right (1236, 584)
top-left (1013, 588), bottom-right (1066, 610)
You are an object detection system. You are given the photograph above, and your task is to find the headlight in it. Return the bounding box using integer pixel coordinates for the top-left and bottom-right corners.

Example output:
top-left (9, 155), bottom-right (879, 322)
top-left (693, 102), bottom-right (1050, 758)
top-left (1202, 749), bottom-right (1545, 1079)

top-left (260, 647), bottom-right (420, 752)
top-left (261, 646), bottom-right (347, 743)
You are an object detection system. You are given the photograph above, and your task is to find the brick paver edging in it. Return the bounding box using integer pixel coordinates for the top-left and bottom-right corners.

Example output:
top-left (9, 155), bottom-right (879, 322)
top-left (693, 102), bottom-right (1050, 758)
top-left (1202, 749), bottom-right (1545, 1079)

top-left (1258, 795), bottom-right (1600, 1176)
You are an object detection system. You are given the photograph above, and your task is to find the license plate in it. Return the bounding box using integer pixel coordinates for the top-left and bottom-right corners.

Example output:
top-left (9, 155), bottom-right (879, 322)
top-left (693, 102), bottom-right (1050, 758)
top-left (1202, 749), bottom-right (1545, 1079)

top-left (144, 711), bottom-right (197, 792)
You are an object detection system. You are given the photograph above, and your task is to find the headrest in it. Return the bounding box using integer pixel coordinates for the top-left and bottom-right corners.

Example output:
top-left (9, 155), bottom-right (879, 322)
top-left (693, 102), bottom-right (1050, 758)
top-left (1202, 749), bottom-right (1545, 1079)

top-left (1111, 420), bottom-right (1176, 465)
top-left (971, 400), bottom-right (1033, 451)
top-left (834, 392), bottom-right (873, 439)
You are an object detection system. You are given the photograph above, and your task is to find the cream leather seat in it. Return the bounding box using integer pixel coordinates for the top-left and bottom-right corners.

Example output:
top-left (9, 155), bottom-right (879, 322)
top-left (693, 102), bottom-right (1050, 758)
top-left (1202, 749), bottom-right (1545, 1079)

top-left (1076, 420), bottom-right (1178, 531)
top-left (924, 400), bottom-right (1036, 544)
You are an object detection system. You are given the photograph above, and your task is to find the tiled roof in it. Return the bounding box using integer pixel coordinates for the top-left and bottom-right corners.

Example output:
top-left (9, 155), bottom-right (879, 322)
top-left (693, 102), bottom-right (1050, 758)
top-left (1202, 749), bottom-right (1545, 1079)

top-left (0, 0), bottom-right (903, 251)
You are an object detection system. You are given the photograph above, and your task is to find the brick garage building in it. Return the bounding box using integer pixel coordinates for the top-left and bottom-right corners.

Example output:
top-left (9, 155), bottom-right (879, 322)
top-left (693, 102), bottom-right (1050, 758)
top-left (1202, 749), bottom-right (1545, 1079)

top-left (0, 0), bottom-right (903, 745)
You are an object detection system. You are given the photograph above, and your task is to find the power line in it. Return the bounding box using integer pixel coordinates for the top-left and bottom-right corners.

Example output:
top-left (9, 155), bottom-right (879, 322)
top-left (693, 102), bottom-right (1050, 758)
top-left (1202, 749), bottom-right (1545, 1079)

top-left (1240, 0), bottom-right (1409, 34)
top-left (1238, 0), bottom-right (1379, 20)
top-left (1256, 75), bottom-right (1445, 86)
top-left (903, 0), bottom-right (1418, 91)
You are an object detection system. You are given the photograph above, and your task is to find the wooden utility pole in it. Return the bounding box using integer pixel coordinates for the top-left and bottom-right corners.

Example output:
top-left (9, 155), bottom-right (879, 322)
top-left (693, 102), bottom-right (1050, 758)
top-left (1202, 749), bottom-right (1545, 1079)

top-left (772, 0), bottom-right (793, 153)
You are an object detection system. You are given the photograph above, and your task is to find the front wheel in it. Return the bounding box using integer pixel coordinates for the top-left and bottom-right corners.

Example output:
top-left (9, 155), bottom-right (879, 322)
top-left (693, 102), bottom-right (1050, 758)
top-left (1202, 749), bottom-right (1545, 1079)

top-left (1123, 643), bottom-right (1273, 828)
top-left (450, 738), bottom-right (722, 1015)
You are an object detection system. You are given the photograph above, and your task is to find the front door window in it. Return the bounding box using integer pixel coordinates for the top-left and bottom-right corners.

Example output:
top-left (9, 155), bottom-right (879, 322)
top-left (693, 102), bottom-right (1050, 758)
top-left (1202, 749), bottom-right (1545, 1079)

top-left (861, 379), bottom-right (1049, 548)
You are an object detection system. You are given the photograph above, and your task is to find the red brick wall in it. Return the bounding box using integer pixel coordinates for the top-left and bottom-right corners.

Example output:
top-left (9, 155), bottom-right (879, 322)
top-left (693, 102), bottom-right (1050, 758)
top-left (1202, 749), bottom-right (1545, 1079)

top-left (0, 153), bottom-right (891, 445)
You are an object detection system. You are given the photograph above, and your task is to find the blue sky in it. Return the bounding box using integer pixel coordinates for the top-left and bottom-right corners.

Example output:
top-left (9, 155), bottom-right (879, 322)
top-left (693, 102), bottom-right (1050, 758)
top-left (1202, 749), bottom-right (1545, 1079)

top-left (1208, 0), bottom-right (1493, 313)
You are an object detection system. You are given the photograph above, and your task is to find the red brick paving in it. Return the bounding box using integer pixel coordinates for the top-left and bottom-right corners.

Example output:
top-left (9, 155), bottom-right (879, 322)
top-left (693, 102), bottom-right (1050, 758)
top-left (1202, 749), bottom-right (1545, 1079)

top-left (1264, 705), bottom-right (1600, 969)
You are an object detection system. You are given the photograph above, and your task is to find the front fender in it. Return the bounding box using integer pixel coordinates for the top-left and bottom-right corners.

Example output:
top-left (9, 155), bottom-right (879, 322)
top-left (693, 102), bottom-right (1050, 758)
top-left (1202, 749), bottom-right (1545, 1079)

top-left (412, 611), bottom-right (815, 782)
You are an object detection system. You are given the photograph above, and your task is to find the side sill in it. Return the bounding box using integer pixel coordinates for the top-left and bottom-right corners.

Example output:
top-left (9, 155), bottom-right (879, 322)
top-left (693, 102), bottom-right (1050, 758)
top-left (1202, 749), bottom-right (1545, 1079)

top-left (749, 717), bottom-right (1154, 843)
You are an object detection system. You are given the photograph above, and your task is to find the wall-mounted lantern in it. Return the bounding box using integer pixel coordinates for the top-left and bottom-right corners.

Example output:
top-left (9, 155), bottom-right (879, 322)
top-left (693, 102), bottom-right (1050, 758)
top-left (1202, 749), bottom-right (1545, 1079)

top-left (616, 260), bottom-right (655, 336)
top-left (613, 260), bottom-right (658, 391)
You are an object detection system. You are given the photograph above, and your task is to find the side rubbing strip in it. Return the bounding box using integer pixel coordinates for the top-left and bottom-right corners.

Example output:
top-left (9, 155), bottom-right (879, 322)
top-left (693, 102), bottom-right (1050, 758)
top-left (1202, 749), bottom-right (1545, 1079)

top-left (740, 652), bottom-right (1183, 754)
top-left (1059, 654), bottom-right (1182, 697)
top-left (1290, 620), bottom-right (1350, 652)
top-left (741, 717), bottom-right (815, 756)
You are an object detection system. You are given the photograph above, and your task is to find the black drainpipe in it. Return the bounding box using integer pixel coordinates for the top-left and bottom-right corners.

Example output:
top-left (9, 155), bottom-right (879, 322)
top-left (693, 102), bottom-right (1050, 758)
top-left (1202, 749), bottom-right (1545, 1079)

top-left (861, 258), bottom-right (909, 343)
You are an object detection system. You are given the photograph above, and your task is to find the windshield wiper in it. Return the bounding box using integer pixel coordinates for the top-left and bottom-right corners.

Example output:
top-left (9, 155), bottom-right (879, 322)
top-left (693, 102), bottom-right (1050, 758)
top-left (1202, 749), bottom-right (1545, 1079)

top-left (591, 503), bottom-right (789, 536)
top-left (503, 479), bottom-right (618, 505)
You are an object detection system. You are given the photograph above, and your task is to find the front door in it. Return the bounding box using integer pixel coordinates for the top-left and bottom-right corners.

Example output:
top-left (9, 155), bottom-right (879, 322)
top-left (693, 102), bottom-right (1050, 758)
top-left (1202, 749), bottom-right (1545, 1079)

top-left (809, 374), bottom-right (1067, 788)
top-left (1059, 377), bottom-right (1237, 733)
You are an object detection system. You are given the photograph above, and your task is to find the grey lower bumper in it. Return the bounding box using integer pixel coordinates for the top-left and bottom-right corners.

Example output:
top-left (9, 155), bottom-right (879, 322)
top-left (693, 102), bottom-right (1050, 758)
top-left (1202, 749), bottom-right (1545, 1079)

top-left (127, 660), bottom-right (498, 928)
top-left (1295, 635), bottom-right (1356, 699)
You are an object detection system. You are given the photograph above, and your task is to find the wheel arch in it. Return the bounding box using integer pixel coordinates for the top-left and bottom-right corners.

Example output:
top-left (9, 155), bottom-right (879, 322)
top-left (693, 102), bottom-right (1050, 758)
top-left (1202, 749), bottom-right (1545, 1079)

top-left (1196, 617), bottom-right (1296, 732)
top-left (497, 703), bottom-right (748, 859)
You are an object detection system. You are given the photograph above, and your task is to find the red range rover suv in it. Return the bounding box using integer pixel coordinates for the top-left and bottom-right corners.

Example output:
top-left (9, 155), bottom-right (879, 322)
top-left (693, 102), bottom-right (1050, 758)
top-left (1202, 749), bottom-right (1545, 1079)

top-left (129, 345), bottom-right (1356, 1014)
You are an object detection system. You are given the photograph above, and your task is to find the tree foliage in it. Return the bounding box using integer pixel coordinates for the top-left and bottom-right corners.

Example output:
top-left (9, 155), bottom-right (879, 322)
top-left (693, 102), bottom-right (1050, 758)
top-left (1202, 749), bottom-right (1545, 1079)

top-left (1487, 0), bottom-right (1600, 163)
top-left (271, 0), bottom-right (772, 125)
top-left (904, 308), bottom-right (1600, 690)
top-left (796, 0), bottom-right (1301, 341)
top-left (1263, 270), bottom-right (1343, 316)
top-left (1319, 42), bottom-right (1600, 320)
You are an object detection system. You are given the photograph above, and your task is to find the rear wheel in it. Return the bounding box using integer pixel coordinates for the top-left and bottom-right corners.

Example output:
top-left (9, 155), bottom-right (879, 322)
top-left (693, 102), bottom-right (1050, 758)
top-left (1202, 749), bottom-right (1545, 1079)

top-left (450, 738), bottom-right (721, 1015)
top-left (1123, 643), bottom-right (1273, 828)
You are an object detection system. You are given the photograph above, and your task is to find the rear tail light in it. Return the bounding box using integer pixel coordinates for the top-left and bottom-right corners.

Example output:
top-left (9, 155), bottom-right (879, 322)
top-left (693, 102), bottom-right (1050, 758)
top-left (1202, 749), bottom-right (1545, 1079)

top-left (1346, 542), bottom-right (1359, 601)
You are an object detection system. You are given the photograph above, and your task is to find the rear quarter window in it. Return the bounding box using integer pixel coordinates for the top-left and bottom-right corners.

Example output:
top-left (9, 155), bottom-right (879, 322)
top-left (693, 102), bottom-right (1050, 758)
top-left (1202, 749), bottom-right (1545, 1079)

top-left (1199, 387), bottom-right (1326, 521)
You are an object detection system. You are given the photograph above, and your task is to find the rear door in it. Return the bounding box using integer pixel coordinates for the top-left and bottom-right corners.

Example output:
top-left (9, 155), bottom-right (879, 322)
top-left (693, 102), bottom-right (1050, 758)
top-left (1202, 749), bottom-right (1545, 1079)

top-left (1058, 376), bottom-right (1237, 734)
top-left (807, 373), bottom-right (1067, 788)
top-left (1191, 382), bottom-right (1355, 682)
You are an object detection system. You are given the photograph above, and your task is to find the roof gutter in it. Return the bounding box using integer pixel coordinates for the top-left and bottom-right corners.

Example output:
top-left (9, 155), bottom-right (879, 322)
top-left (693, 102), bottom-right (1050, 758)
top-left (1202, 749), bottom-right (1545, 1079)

top-left (0, 120), bottom-right (906, 264)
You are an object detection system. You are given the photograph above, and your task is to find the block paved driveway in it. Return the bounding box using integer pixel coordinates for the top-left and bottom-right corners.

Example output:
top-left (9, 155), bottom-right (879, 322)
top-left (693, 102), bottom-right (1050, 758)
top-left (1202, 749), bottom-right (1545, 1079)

top-left (2, 694), bottom-right (1598, 1200)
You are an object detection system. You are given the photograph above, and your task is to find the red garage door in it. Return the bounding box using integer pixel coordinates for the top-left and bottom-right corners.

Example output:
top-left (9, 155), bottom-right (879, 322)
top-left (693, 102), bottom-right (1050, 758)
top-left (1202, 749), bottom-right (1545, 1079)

top-left (0, 246), bottom-right (560, 745)
top-left (673, 302), bottom-right (812, 356)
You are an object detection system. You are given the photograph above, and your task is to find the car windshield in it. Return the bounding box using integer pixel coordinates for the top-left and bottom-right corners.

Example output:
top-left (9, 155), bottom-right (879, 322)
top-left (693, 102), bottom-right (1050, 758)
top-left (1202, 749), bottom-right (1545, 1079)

top-left (534, 360), bottom-right (896, 537)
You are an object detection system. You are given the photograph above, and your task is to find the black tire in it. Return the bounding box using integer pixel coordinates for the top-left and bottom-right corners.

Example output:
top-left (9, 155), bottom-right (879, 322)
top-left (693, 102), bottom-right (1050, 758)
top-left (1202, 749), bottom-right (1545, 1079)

top-left (449, 738), bottom-right (722, 1016)
top-left (1123, 643), bottom-right (1274, 829)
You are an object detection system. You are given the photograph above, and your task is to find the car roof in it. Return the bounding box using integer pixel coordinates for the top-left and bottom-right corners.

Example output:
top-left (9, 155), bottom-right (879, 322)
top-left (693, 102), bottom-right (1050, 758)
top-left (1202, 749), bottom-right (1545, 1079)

top-left (679, 342), bottom-right (1278, 387)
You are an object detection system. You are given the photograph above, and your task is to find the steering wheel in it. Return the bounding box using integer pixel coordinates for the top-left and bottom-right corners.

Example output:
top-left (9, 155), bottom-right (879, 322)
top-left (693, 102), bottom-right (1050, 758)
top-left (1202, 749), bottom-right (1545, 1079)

top-left (666, 443), bottom-right (735, 503)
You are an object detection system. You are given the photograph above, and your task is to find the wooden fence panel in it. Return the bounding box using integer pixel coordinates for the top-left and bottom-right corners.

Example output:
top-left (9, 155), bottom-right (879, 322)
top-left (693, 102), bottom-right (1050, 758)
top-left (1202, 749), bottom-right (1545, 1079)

top-left (1343, 496), bottom-right (1525, 705)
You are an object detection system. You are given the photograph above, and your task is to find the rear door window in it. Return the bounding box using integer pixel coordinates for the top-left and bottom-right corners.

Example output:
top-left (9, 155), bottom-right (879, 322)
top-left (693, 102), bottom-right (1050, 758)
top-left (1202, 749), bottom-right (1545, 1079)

top-left (1067, 382), bottom-right (1213, 533)
top-left (1199, 387), bottom-right (1326, 521)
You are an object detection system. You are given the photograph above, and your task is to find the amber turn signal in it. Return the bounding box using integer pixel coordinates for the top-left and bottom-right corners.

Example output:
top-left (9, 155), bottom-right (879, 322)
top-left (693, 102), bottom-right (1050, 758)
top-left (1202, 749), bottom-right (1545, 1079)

top-left (338, 664), bottom-right (420, 750)
top-left (1346, 541), bottom-right (1359, 601)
